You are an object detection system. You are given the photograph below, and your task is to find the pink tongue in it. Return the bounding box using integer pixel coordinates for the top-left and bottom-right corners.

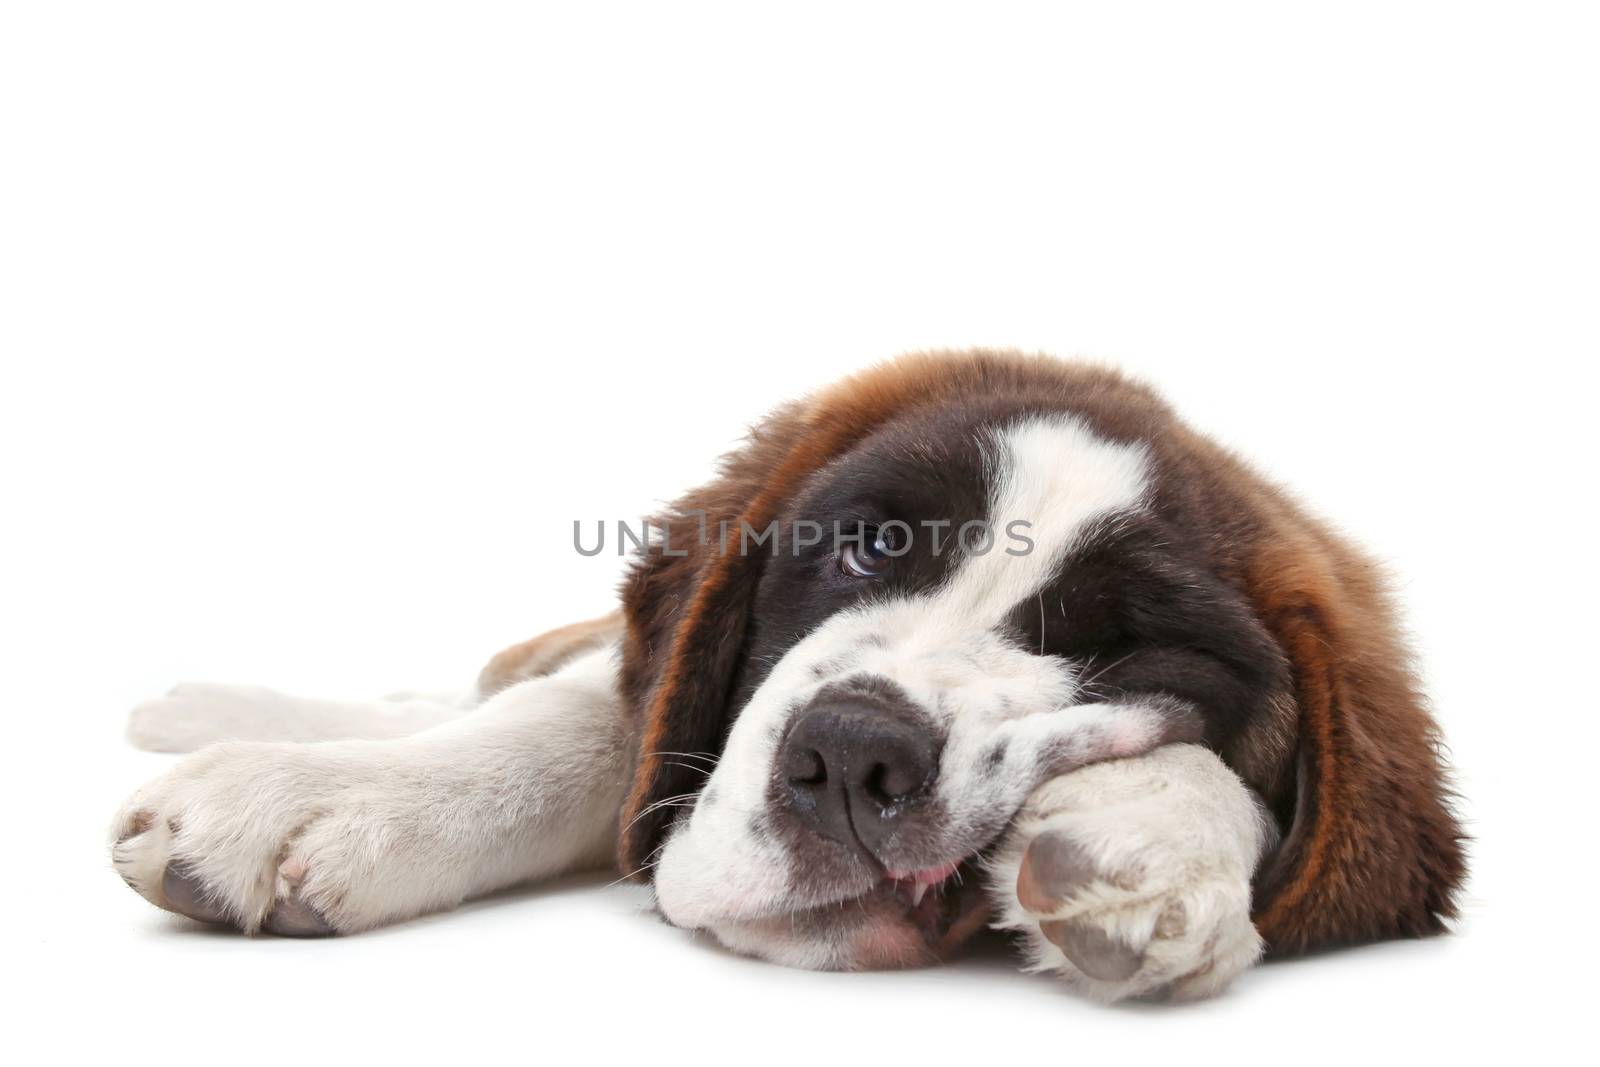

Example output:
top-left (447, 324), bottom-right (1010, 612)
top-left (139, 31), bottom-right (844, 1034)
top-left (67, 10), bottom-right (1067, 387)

top-left (890, 860), bottom-right (961, 886)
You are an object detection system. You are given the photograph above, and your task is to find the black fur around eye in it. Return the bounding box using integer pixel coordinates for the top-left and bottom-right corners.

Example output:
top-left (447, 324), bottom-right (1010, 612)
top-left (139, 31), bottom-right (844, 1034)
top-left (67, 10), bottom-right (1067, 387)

top-left (839, 526), bottom-right (897, 578)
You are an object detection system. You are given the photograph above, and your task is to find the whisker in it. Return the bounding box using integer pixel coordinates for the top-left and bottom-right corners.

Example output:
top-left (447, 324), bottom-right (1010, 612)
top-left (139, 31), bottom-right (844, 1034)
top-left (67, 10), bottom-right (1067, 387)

top-left (1078, 649), bottom-right (1139, 694)
top-left (622, 792), bottom-right (701, 832)
top-left (1038, 592), bottom-right (1046, 654)
top-left (603, 860), bottom-right (659, 891)
top-left (604, 840), bottom-right (669, 891)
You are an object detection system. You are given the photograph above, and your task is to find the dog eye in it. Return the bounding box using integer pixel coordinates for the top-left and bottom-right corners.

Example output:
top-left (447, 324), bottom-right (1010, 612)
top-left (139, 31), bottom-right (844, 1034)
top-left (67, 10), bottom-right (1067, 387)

top-left (839, 526), bottom-right (897, 578)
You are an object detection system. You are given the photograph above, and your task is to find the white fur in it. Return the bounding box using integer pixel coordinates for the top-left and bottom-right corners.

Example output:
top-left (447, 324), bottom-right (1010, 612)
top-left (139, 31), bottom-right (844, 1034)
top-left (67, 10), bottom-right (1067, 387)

top-left (655, 416), bottom-right (1159, 931)
top-left (941, 414), bottom-right (1153, 624)
top-left (127, 683), bottom-right (474, 751)
top-left (112, 646), bottom-right (631, 933)
top-left (987, 744), bottom-right (1277, 1000)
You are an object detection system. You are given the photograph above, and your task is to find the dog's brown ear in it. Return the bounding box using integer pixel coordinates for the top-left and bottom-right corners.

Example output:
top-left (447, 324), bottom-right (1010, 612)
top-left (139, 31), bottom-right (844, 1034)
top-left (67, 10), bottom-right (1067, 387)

top-left (1246, 532), bottom-right (1467, 951)
top-left (614, 397), bottom-right (826, 878)
top-left (616, 528), bottom-right (765, 876)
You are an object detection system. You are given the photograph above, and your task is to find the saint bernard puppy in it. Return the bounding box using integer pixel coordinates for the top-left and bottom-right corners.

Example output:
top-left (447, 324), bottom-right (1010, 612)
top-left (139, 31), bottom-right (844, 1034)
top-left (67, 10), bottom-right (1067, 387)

top-left (110, 351), bottom-right (1465, 1000)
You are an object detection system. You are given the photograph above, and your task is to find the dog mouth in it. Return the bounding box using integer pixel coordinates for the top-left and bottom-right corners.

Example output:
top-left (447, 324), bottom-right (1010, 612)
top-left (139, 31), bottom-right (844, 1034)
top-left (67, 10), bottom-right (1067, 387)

top-left (678, 839), bottom-right (1000, 971)
top-left (878, 854), bottom-right (993, 956)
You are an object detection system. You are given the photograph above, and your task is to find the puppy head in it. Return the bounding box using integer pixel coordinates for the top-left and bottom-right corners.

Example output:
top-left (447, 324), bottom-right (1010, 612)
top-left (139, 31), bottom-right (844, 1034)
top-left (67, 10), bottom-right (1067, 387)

top-left (618, 355), bottom-right (1269, 968)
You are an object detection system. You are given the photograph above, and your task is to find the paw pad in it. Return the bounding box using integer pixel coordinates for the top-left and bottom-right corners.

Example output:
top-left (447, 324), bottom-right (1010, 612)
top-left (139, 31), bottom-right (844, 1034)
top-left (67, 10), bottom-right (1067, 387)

top-left (1016, 827), bottom-right (1135, 913)
top-left (162, 864), bottom-right (230, 924)
top-left (262, 895), bottom-right (334, 937)
top-left (155, 860), bottom-right (334, 936)
top-left (1039, 920), bottom-right (1145, 982)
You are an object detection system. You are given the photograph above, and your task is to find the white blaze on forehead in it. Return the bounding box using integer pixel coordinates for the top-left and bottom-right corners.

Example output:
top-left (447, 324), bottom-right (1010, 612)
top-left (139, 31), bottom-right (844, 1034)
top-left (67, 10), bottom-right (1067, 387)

top-left (943, 415), bottom-right (1151, 624)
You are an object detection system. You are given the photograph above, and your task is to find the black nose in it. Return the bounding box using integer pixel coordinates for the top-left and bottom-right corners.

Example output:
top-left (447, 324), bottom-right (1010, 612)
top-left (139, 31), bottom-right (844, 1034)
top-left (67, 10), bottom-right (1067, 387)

top-left (780, 700), bottom-right (938, 858)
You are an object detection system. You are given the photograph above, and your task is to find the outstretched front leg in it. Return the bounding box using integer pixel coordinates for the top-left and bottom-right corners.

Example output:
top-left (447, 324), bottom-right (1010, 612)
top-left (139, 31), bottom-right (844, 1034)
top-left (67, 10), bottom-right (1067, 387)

top-left (987, 744), bottom-right (1277, 1001)
top-left (110, 645), bottom-right (632, 935)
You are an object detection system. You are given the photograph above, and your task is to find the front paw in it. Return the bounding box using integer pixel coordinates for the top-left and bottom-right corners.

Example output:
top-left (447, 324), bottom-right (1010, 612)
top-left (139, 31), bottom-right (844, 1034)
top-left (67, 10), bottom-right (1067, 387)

top-left (1005, 823), bottom-right (1261, 1000)
top-left (987, 746), bottom-right (1272, 1001)
top-left (110, 741), bottom-right (379, 935)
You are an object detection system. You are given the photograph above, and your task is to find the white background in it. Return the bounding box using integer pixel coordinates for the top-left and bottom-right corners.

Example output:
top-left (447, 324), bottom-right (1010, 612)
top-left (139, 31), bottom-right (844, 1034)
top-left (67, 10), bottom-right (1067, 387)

top-left (3, 2), bottom-right (1596, 1062)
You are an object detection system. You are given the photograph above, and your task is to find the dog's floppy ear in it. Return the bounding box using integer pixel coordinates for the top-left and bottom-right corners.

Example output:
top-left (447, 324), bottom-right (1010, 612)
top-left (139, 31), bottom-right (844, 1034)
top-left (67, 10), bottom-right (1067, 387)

top-left (1245, 530), bottom-right (1466, 950)
top-left (614, 397), bottom-right (826, 878)
top-left (616, 521), bottom-right (767, 877)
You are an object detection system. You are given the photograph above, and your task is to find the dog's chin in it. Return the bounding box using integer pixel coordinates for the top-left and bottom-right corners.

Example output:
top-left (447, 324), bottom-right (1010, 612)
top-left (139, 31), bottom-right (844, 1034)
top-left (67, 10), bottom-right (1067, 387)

top-left (702, 857), bottom-right (993, 971)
